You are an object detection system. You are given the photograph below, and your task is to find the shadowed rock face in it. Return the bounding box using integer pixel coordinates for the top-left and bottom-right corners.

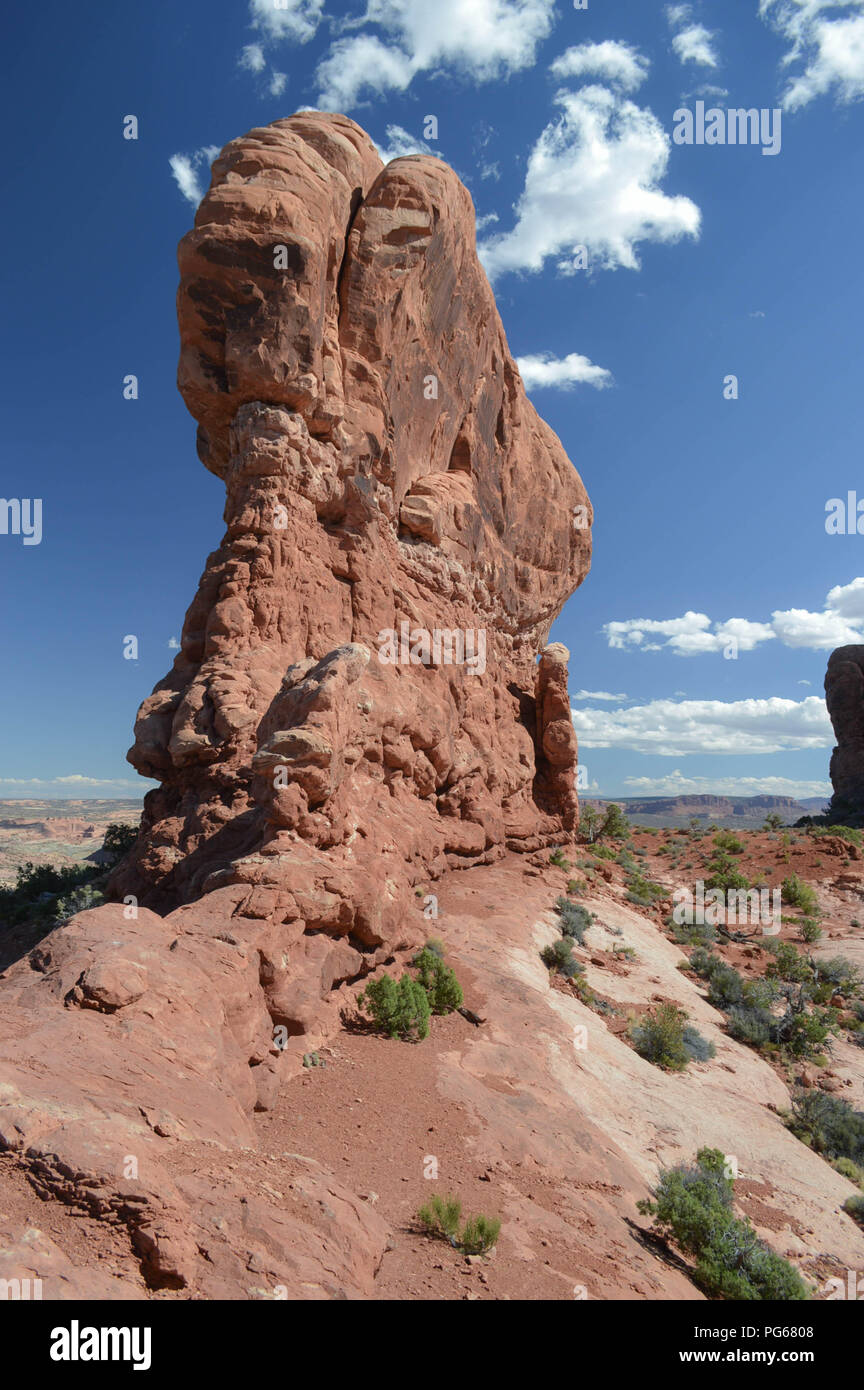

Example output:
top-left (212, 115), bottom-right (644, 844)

top-left (826, 645), bottom-right (864, 823)
top-left (115, 111), bottom-right (591, 953)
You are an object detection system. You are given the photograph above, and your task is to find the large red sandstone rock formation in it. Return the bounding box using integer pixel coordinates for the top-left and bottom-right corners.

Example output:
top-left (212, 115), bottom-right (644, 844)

top-left (825, 645), bottom-right (864, 823)
top-left (114, 111), bottom-right (590, 1005)
top-left (0, 114), bottom-right (591, 1296)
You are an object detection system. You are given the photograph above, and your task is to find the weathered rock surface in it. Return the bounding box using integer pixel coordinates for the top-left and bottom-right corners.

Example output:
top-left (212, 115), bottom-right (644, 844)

top-left (113, 110), bottom-right (589, 1025)
top-left (826, 645), bottom-right (864, 824)
top-left (0, 112), bottom-right (589, 1297)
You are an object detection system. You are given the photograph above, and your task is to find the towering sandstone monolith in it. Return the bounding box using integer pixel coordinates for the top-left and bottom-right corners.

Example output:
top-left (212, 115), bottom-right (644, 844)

top-left (113, 112), bottom-right (591, 1000)
top-left (825, 644), bottom-right (864, 823)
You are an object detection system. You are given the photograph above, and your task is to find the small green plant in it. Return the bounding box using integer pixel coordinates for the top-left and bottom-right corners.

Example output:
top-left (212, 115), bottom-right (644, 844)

top-left (799, 918), bottom-right (823, 944)
top-left (781, 873), bottom-right (819, 916)
top-left (705, 855), bottom-right (750, 895)
top-left (763, 812), bottom-right (784, 832)
top-left (764, 940), bottom-right (813, 985)
top-left (417, 1194), bottom-right (500, 1254)
top-left (671, 918), bottom-right (717, 947)
top-left (414, 946), bottom-right (464, 1015)
top-left (541, 937), bottom-right (583, 979)
top-left (638, 1148), bottom-right (809, 1301)
top-left (786, 1089), bottom-right (864, 1164)
top-left (600, 803), bottom-right (630, 840)
top-left (358, 973), bottom-right (431, 1041)
top-left (565, 878), bottom-right (585, 896)
top-left (844, 1193), bottom-right (864, 1226)
top-left (556, 897), bottom-right (593, 943)
top-left (52, 883), bottom-right (105, 924)
top-left (550, 847), bottom-right (571, 870)
top-left (302, 1051), bottom-right (324, 1068)
top-left (714, 830), bottom-right (744, 855)
top-left (631, 1003), bottom-right (699, 1071)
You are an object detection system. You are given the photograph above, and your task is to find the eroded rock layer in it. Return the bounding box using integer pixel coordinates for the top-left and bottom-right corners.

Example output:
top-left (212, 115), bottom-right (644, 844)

top-left (114, 113), bottom-right (589, 977)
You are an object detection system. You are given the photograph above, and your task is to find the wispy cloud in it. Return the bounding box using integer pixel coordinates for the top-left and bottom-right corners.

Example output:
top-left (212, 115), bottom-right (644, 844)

top-left (169, 145), bottom-right (221, 206)
top-left (620, 770), bottom-right (831, 798)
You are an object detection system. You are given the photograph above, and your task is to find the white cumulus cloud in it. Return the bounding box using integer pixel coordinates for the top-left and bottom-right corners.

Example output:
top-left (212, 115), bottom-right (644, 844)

top-left (478, 85), bottom-right (701, 278)
top-left (605, 579), bottom-right (864, 656)
top-left (249, 0), bottom-right (324, 42)
top-left (314, 0), bottom-right (555, 109)
top-left (760, 0), bottom-right (864, 109)
top-left (549, 40), bottom-right (649, 91)
top-left (621, 770), bottom-right (831, 799)
top-left (516, 351), bottom-right (612, 390)
top-left (571, 696), bottom-right (832, 756)
top-left (672, 23), bottom-right (719, 67)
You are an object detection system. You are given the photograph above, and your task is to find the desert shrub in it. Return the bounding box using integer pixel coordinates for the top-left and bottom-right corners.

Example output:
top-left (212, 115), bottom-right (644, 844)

top-left (417, 1193), bottom-right (462, 1242)
top-left (705, 855), bottom-right (750, 895)
top-left (775, 1004), bottom-right (834, 1058)
top-left (414, 947), bottom-right (463, 1015)
top-left (358, 974), bottom-right (431, 1041)
top-left (601, 804), bottom-right (630, 840)
top-left (688, 945), bottom-right (717, 978)
top-left (813, 955), bottom-right (861, 996)
top-left (799, 918), bottom-right (823, 944)
top-left (549, 848), bottom-right (571, 870)
top-left (52, 884), bottom-right (105, 924)
top-left (631, 1003), bottom-right (693, 1071)
top-left (726, 1005), bottom-right (774, 1048)
top-left (682, 1025), bottom-right (716, 1063)
top-left (0, 859), bottom-right (102, 931)
top-left (764, 941), bottom-right (813, 985)
top-left (844, 1194), bottom-right (864, 1226)
top-left (787, 1090), bottom-right (864, 1164)
top-left (102, 822), bottom-right (139, 862)
top-left (566, 878), bottom-right (585, 897)
top-left (417, 1194), bottom-right (500, 1253)
top-left (671, 918), bottom-right (717, 947)
top-left (781, 874), bottom-right (819, 915)
top-left (556, 897), bottom-right (593, 943)
top-left (638, 1148), bottom-right (809, 1301)
top-left (714, 830), bottom-right (745, 855)
top-left (706, 961), bottom-right (746, 1010)
top-left (541, 937), bottom-right (583, 979)
top-left (809, 824), bottom-right (863, 849)
top-left (591, 844), bottom-right (616, 861)
top-left (832, 1156), bottom-right (864, 1187)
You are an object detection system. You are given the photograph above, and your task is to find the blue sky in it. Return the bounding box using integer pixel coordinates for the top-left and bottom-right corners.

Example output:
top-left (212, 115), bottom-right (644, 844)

top-left (2, 0), bottom-right (863, 801)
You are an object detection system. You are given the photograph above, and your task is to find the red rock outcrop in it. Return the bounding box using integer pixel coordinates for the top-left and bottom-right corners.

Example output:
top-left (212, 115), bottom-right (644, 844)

top-left (113, 111), bottom-right (589, 1007)
top-left (825, 645), bottom-right (864, 823)
top-left (0, 113), bottom-right (589, 1297)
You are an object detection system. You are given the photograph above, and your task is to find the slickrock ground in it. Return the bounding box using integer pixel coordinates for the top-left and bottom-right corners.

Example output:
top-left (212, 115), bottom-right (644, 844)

top-left (2, 841), bottom-right (863, 1299)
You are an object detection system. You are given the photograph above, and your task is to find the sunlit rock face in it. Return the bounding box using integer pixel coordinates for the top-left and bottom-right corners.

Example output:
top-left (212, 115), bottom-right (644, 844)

top-left (115, 112), bottom-right (591, 1020)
